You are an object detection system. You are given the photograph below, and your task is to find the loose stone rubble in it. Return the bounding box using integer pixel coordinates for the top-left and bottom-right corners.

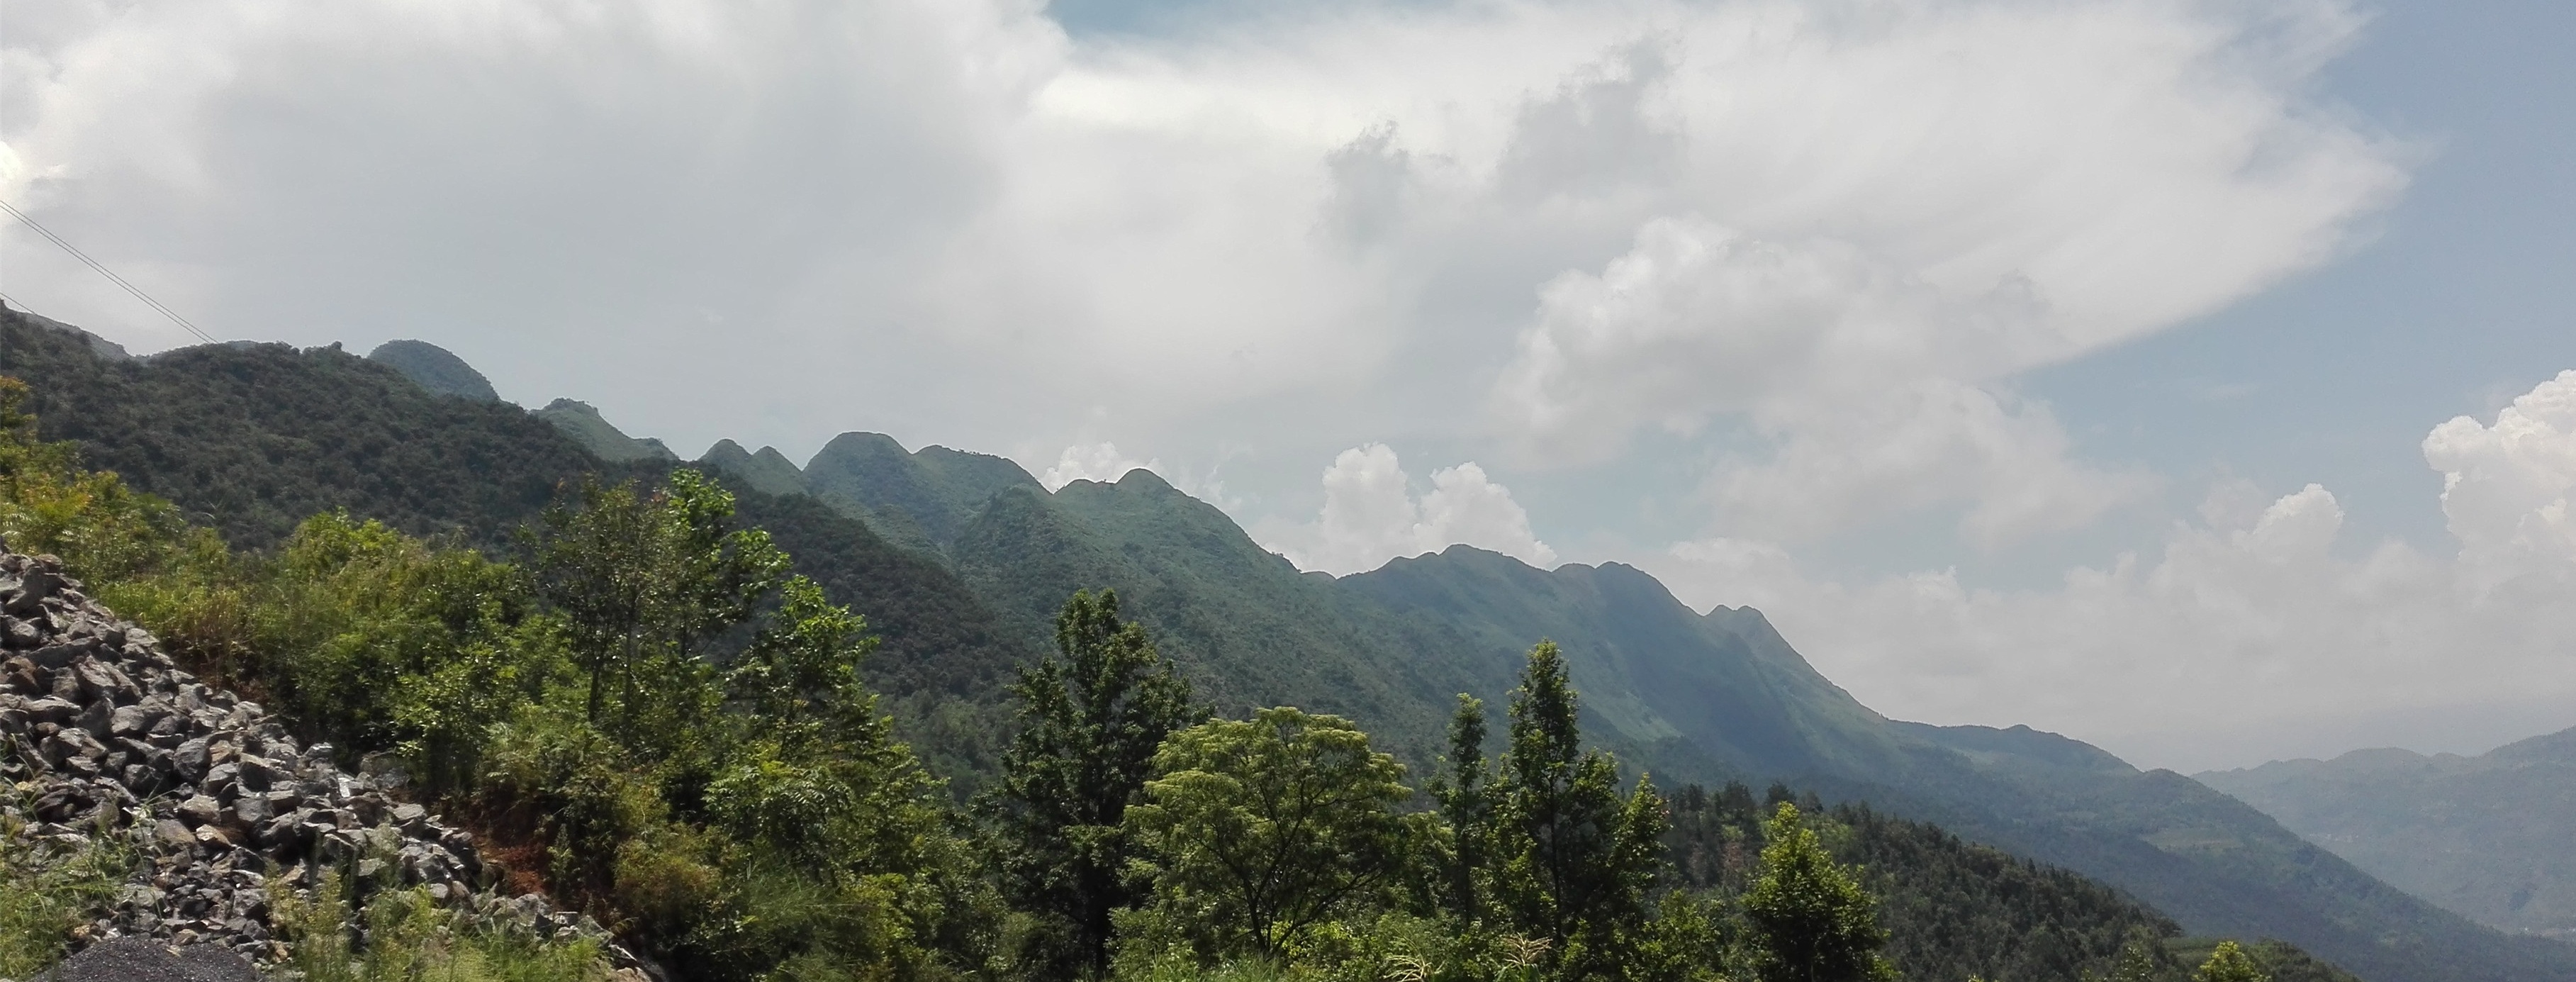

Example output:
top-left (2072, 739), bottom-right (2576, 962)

top-left (0, 549), bottom-right (661, 980)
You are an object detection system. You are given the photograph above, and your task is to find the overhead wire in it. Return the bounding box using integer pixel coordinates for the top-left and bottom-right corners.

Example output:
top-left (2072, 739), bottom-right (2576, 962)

top-left (0, 196), bottom-right (218, 345)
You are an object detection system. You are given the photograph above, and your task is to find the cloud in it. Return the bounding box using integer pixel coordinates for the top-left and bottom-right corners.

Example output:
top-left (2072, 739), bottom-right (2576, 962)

top-left (1039, 442), bottom-right (1161, 491)
top-left (1706, 379), bottom-right (2159, 547)
top-left (1262, 444), bottom-right (1557, 576)
top-left (0, 0), bottom-right (2406, 495)
top-left (2422, 369), bottom-right (2576, 593)
top-left (1642, 372), bottom-right (2576, 773)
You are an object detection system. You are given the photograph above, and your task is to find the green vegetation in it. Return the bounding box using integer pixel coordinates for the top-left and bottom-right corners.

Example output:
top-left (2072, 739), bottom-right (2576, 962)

top-left (275, 874), bottom-right (608, 982)
top-left (1126, 707), bottom-right (1416, 962)
top-left (1742, 803), bottom-right (1895, 982)
top-left (0, 807), bottom-right (135, 978)
top-left (2193, 942), bottom-right (2265, 982)
top-left (0, 316), bottom-right (2435, 981)
top-left (978, 591), bottom-right (1201, 978)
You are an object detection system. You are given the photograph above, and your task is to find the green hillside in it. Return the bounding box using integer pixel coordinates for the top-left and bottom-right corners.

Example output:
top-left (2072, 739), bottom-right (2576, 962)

top-left (2198, 725), bottom-right (2576, 940)
top-left (2, 325), bottom-right (587, 551)
top-left (0, 311), bottom-right (1034, 784)
top-left (800, 430), bottom-right (1038, 554)
top-left (10, 306), bottom-right (2569, 981)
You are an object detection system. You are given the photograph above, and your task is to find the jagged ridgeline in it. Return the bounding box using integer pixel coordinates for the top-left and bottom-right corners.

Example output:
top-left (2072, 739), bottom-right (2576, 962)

top-left (9, 307), bottom-right (2576, 982)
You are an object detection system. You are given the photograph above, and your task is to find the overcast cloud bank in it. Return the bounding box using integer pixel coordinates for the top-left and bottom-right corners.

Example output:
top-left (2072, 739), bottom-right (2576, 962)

top-left (8, 0), bottom-right (2507, 766)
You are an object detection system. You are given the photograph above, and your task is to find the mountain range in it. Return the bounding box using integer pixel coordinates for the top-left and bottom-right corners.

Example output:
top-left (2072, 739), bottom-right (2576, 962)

top-left (2200, 726), bottom-right (2576, 942)
top-left (7, 310), bottom-right (2574, 982)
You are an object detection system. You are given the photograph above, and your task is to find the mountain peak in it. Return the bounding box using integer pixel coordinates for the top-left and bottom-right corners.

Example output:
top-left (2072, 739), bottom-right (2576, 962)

top-left (699, 439), bottom-right (808, 498)
top-left (535, 398), bottom-right (677, 462)
top-left (367, 339), bottom-right (498, 401)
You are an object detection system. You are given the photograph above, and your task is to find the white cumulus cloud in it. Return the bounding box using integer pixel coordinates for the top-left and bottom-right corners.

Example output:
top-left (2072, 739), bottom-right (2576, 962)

top-left (2423, 369), bottom-right (2576, 593)
top-left (1263, 444), bottom-right (1557, 576)
top-left (1641, 372), bottom-right (2576, 773)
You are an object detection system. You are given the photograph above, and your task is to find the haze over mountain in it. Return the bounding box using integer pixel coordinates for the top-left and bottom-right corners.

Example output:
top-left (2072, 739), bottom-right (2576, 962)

top-left (12, 313), bottom-right (2573, 982)
top-left (2199, 725), bottom-right (2576, 942)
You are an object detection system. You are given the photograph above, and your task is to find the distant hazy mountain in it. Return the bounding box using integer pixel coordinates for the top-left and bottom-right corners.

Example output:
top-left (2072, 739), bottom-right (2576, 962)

top-left (2199, 726), bottom-right (2576, 940)
top-left (366, 339), bottom-right (498, 401)
top-left (9, 306), bottom-right (2574, 982)
top-left (536, 397), bottom-right (678, 462)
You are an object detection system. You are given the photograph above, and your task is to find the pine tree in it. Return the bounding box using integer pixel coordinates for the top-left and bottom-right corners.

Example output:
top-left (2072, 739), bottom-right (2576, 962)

top-left (1744, 802), bottom-right (1895, 982)
top-left (976, 590), bottom-right (1199, 980)
top-left (1430, 693), bottom-right (1495, 923)
top-left (1491, 641), bottom-right (1667, 981)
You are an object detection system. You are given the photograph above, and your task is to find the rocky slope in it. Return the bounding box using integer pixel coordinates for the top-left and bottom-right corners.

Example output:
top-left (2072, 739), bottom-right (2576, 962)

top-left (0, 547), bottom-right (655, 979)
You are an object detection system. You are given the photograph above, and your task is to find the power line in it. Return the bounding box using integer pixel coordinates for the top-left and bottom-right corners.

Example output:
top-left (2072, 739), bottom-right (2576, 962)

top-left (0, 197), bottom-right (218, 345)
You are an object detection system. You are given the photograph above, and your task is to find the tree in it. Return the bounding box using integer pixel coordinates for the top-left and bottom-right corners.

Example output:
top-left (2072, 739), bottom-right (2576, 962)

top-left (1126, 706), bottom-right (1415, 961)
top-left (1491, 641), bottom-right (1669, 980)
top-left (977, 589), bottom-right (1199, 979)
top-left (1743, 802), bottom-right (1895, 982)
top-left (1429, 693), bottom-right (1496, 923)
top-left (529, 469), bottom-right (787, 744)
top-left (2195, 942), bottom-right (2268, 982)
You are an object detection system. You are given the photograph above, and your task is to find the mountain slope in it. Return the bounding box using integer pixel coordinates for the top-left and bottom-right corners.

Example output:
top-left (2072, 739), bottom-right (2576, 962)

top-left (13, 309), bottom-right (2570, 981)
top-left (800, 431), bottom-right (1039, 554)
top-left (947, 472), bottom-right (1501, 760)
top-left (0, 310), bottom-right (1034, 783)
top-left (3, 317), bottom-right (588, 551)
top-left (1346, 545), bottom-right (2576, 982)
top-left (535, 398), bottom-right (678, 462)
top-left (2197, 725), bottom-right (2576, 939)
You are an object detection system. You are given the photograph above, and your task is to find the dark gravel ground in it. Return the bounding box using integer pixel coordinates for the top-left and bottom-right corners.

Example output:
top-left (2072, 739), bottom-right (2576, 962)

top-left (30, 937), bottom-right (262, 982)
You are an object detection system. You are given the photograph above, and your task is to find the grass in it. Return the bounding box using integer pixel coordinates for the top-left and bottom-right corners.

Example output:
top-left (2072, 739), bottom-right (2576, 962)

top-left (0, 784), bottom-right (138, 980)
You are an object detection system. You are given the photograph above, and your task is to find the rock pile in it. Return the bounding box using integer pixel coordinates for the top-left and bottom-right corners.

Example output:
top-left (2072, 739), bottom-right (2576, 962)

top-left (0, 549), bottom-right (659, 980)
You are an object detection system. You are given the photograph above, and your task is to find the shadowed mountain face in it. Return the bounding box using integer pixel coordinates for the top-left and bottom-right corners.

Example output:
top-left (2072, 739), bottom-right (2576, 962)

top-left (8, 307), bottom-right (2573, 982)
top-left (2199, 726), bottom-right (2576, 941)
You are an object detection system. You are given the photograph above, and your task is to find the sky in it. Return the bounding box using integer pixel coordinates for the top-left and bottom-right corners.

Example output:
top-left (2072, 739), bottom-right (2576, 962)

top-left (4, 0), bottom-right (2570, 773)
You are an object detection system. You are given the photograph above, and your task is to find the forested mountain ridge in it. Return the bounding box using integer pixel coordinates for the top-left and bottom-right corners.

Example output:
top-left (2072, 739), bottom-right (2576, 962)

top-left (9, 308), bottom-right (2574, 981)
top-left (0, 313), bottom-right (1037, 786)
top-left (2198, 725), bottom-right (2576, 940)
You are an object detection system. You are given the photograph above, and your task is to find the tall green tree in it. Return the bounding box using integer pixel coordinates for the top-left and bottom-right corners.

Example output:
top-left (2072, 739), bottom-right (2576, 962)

top-left (1429, 693), bottom-right (1496, 924)
top-left (529, 469), bottom-right (787, 742)
top-left (977, 589), bottom-right (1199, 979)
top-left (1125, 706), bottom-right (1415, 961)
top-left (1491, 641), bottom-right (1669, 980)
top-left (1744, 802), bottom-right (1895, 982)
top-left (2195, 942), bottom-right (2268, 982)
